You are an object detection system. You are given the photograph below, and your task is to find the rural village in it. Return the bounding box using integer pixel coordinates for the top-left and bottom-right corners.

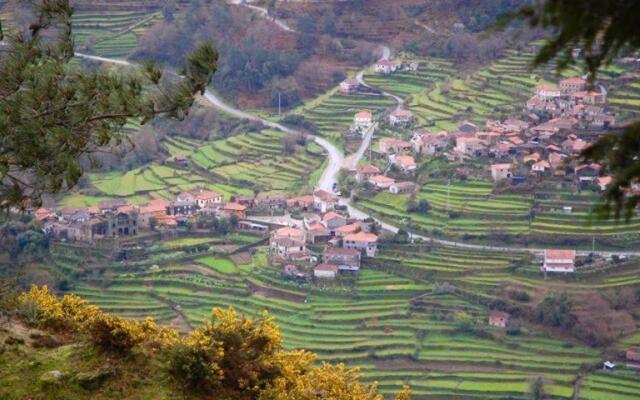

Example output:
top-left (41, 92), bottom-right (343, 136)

top-left (2, 1), bottom-right (640, 399)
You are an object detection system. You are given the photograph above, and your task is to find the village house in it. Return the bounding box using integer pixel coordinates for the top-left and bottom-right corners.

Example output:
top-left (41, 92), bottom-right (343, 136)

top-left (303, 213), bottom-right (322, 228)
top-left (536, 84), bottom-right (562, 101)
top-left (390, 181), bottom-right (416, 194)
top-left (508, 135), bottom-right (525, 146)
top-left (105, 211), bottom-right (138, 237)
top-left (543, 249), bottom-right (576, 273)
top-left (503, 118), bottom-right (530, 133)
top-left (403, 61), bottom-right (419, 71)
top-left (222, 202), bottom-right (247, 219)
top-left (354, 110), bottom-right (374, 132)
top-left (339, 78), bottom-right (360, 95)
top-left (323, 247), bottom-right (361, 271)
top-left (166, 200), bottom-right (198, 216)
top-left (237, 221), bottom-right (269, 235)
top-left (314, 263), bottom-right (339, 279)
top-left (526, 96), bottom-right (546, 112)
top-left (174, 155), bottom-right (189, 167)
top-left (559, 77), bottom-right (587, 95)
top-left (34, 208), bottom-right (57, 223)
top-left (98, 200), bottom-right (127, 214)
top-left (392, 155), bottom-right (417, 173)
top-left (532, 160), bottom-right (551, 173)
top-left (189, 189), bottom-right (223, 208)
top-left (283, 264), bottom-right (306, 279)
top-left (286, 195), bottom-right (315, 212)
top-left (389, 109), bottom-right (414, 126)
top-left (488, 310), bottom-right (511, 328)
top-left (355, 165), bottom-right (382, 183)
top-left (139, 199), bottom-right (170, 228)
top-left (411, 131), bottom-right (448, 155)
top-left (575, 163), bottom-right (602, 183)
top-left (307, 222), bottom-right (331, 244)
top-left (368, 174), bottom-right (395, 190)
top-left (490, 163), bottom-right (513, 181)
top-left (548, 152), bottom-right (567, 170)
top-left (323, 212), bottom-right (348, 231)
top-left (458, 121), bottom-right (478, 134)
top-left (313, 189), bottom-right (339, 213)
top-left (272, 226), bottom-right (306, 243)
top-left (476, 131), bottom-right (502, 145)
top-left (455, 136), bottom-right (485, 157)
top-left (572, 89), bottom-right (606, 106)
top-left (343, 231), bottom-right (378, 257)
top-left (379, 137), bottom-right (412, 154)
top-left (562, 137), bottom-right (589, 155)
top-left (374, 59), bottom-right (402, 74)
top-left (335, 222), bottom-right (361, 237)
top-left (270, 237), bottom-right (307, 261)
top-left (490, 142), bottom-right (515, 159)
top-left (626, 349), bottom-right (640, 369)
top-left (255, 194), bottom-right (288, 212)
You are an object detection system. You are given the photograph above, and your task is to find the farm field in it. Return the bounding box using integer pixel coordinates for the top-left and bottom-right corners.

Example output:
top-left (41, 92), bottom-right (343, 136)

top-left (361, 47), bottom-right (640, 131)
top-left (354, 179), bottom-right (640, 249)
top-left (296, 90), bottom-right (397, 147)
top-left (62, 129), bottom-right (324, 207)
top-left (71, 8), bottom-right (161, 59)
top-left (50, 233), bottom-right (640, 400)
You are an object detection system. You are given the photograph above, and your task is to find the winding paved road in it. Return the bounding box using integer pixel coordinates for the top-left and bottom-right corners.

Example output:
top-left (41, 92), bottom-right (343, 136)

top-left (73, 52), bottom-right (640, 257)
top-left (229, 0), bottom-right (296, 32)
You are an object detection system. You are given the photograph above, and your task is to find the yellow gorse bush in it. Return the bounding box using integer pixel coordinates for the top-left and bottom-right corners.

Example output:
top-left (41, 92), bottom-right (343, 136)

top-left (17, 285), bottom-right (176, 352)
top-left (16, 286), bottom-right (411, 399)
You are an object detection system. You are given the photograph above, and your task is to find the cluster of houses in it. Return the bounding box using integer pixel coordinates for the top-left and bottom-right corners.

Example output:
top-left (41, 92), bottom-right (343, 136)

top-left (526, 76), bottom-right (615, 129)
top-left (346, 76), bottom-right (626, 194)
top-left (340, 56), bottom-right (417, 98)
top-left (272, 189), bottom-right (380, 281)
top-left (33, 188), bottom-right (252, 242)
top-left (373, 59), bottom-right (419, 75)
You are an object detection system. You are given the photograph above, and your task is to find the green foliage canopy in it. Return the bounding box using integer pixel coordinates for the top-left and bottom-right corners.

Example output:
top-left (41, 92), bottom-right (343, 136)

top-left (0, 0), bottom-right (217, 210)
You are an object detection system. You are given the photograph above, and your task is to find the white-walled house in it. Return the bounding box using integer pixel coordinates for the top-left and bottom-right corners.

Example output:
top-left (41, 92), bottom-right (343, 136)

top-left (314, 263), bottom-right (338, 279)
top-left (389, 109), bottom-right (414, 126)
top-left (354, 110), bottom-right (373, 132)
top-left (542, 249), bottom-right (576, 273)
top-left (343, 232), bottom-right (378, 257)
top-left (490, 163), bottom-right (512, 181)
top-left (368, 175), bottom-right (395, 190)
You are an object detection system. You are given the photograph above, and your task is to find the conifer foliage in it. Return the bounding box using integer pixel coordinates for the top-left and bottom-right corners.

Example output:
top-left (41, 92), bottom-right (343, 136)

top-left (0, 0), bottom-right (217, 210)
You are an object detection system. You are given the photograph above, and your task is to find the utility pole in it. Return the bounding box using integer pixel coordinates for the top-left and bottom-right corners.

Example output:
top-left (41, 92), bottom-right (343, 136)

top-left (278, 91), bottom-right (281, 117)
top-left (592, 236), bottom-right (595, 254)
top-left (447, 178), bottom-right (451, 212)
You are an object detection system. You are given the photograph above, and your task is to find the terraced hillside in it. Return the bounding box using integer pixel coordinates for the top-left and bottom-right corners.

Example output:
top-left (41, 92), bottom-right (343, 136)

top-left (49, 234), bottom-right (640, 399)
top-left (355, 180), bottom-right (640, 249)
top-left (362, 46), bottom-right (640, 131)
top-left (295, 90), bottom-right (397, 146)
top-left (62, 129), bottom-right (324, 208)
top-left (0, 1), bottom-right (162, 59)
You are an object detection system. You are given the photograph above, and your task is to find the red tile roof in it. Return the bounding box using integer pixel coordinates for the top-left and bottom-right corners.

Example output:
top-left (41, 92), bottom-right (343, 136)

top-left (545, 249), bottom-right (576, 260)
top-left (344, 232), bottom-right (378, 242)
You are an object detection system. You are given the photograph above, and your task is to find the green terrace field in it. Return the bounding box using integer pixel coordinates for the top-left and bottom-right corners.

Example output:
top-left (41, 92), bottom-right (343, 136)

top-left (297, 91), bottom-right (396, 145)
top-left (354, 180), bottom-right (640, 248)
top-left (72, 9), bottom-right (160, 58)
top-left (363, 59), bottom-right (455, 98)
top-left (61, 129), bottom-right (323, 207)
top-left (49, 236), bottom-right (640, 400)
top-left (579, 370), bottom-right (640, 400)
top-left (360, 47), bottom-right (640, 131)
